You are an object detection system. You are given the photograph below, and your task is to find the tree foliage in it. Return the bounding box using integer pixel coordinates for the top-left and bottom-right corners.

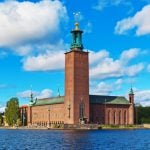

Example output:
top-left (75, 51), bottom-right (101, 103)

top-left (135, 106), bottom-right (150, 124)
top-left (16, 118), bottom-right (22, 127)
top-left (5, 97), bottom-right (20, 126)
top-left (0, 113), bottom-right (3, 126)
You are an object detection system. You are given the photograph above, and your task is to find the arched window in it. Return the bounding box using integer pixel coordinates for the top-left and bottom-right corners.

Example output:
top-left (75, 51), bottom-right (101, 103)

top-left (108, 110), bottom-right (110, 125)
top-left (124, 110), bottom-right (127, 125)
top-left (114, 111), bottom-right (116, 125)
top-left (74, 33), bottom-right (77, 43)
top-left (79, 102), bottom-right (84, 119)
top-left (119, 111), bottom-right (121, 125)
top-left (129, 97), bottom-right (132, 103)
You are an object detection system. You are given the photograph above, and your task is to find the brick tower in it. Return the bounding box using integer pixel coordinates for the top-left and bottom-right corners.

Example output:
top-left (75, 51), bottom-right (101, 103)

top-left (64, 21), bottom-right (89, 124)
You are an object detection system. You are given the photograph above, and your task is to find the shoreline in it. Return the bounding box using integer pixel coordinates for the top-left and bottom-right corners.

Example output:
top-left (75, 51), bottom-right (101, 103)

top-left (0, 124), bottom-right (150, 130)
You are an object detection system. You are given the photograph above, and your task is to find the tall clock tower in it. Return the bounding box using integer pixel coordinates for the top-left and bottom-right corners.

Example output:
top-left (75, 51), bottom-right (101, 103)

top-left (64, 21), bottom-right (89, 124)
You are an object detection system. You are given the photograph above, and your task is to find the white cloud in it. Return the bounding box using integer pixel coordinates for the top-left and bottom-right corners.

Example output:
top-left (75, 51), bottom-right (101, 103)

top-left (90, 79), bottom-right (124, 95)
top-left (115, 79), bottom-right (124, 90)
top-left (0, 84), bottom-right (16, 89)
top-left (37, 89), bottom-right (53, 99)
top-left (125, 63), bottom-right (144, 76)
top-left (120, 48), bottom-right (139, 64)
top-left (89, 50), bottom-right (109, 65)
top-left (17, 88), bottom-right (53, 99)
top-left (14, 45), bottom-right (33, 56)
top-left (93, 0), bottom-right (108, 11)
top-left (23, 47), bottom-right (144, 80)
top-left (115, 4), bottom-right (150, 36)
top-left (90, 58), bottom-right (121, 79)
top-left (84, 22), bottom-right (93, 34)
top-left (93, 0), bottom-right (132, 11)
top-left (115, 78), bottom-right (123, 85)
top-left (0, 0), bottom-right (67, 47)
top-left (147, 64), bottom-right (150, 72)
top-left (89, 48), bottom-right (144, 79)
top-left (134, 89), bottom-right (150, 106)
top-left (90, 81), bottom-right (113, 95)
top-left (0, 50), bottom-right (7, 58)
top-left (0, 106), bottom-right (5, 113)
top-left (17, 90), bottom-right (33, 98)
top-left (23, 50), bottom-right (65, 71)
top-left (22, 38), bottom-right (68, 71)
top-left (16, 38), bottom-right (69, 56)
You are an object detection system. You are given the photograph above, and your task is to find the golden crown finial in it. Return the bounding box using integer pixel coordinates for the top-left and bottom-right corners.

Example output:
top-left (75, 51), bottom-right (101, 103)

top-left (75, 22), bottom-right (79, 30)
top-left (73, 12), bottom-right (80, 30)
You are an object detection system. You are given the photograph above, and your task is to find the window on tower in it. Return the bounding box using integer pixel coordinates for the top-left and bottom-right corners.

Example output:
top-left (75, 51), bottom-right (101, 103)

top-left (79, 102), bottom-right (84, 119)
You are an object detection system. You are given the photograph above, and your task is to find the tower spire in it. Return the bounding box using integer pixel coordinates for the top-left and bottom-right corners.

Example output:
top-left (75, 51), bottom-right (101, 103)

top-left (129, 86), bottom-right (134, 95)
top-left (70, 12), bottom-right (83, 50)
top-left (57, 87), bottom-right (60, 97)
top-left (129, 87), bottom-right (134, 104)
top-left (29, 85), bottom-right (34, 106)
top-left (73, 12), bottom-right (80, 30)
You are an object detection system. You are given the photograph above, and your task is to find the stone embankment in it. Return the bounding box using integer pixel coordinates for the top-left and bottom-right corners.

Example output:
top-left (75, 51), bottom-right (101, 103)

top-left (0, 124), bottom-right (150, 130)
top-left (143, 124), bottom-right (150, 128)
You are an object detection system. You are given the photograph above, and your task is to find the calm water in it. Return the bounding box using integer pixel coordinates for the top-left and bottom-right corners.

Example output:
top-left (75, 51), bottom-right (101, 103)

top-left (0, 129), bottom-right (150, 150)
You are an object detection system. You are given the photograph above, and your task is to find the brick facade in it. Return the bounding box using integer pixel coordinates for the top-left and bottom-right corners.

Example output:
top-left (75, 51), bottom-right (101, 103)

top-left (28, 104), bottom-right (64, 127)
top-left (26, 101), bottom-right (134, 126)
top-left (24, 24), bottom-right (134, 126)
top-left (90, 104), bottom-right (131, 125)
top-left (64, 50), bottom-right (89, 124)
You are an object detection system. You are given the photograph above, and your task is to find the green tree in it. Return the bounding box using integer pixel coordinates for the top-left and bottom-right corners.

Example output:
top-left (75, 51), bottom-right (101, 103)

top-left (135, 106), bottom-right (150, 124)
top-left (16, 118), bottom-right (22, 127)
top-left (0, 113), bottom-right (3, 126)
top-left (5, 97), bottom-right (20, 126)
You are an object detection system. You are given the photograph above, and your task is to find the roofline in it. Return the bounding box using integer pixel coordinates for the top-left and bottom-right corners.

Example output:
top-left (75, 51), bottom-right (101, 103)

top-left (65, 50), bottom-right (89, 54)
top-left (20, 105), bottom-right (28, 108)
top-left (89, 94), bottom-right (125, 97)
top-left (33, 102), bottom-right (64, 107)
top-left (38, 96), bottom-right (64, 101)
top-left (90, 102), bottom-right (130, 105)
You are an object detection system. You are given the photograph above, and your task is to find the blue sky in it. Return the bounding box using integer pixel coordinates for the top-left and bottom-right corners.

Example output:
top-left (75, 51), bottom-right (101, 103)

top-left (0, 0), bottom-right (150, 111)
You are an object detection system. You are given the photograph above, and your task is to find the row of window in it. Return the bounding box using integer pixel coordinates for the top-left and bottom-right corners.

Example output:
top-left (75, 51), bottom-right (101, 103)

top-left (32, 121), bottom-right (64, 126)
top-left (32, 112), bottom-right (64, 120)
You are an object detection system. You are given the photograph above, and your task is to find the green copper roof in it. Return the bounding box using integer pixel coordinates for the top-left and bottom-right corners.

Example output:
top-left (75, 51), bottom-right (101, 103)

top-left (32, 95), bottom-right (129, 106)
top-left (29, 93), bottom-right (36, 106)
top-left (70, 22), bottom-right (83, 50)
top-left (89, 95), bottom-right (129, 105)
top-left (129, 88), bottom-right (134, 95)
top-left (33, 96), bottom-right (64, 106)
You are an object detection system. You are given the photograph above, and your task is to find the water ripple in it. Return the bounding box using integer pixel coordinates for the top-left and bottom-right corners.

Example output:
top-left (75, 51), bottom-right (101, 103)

top-left (0, 129), bottom-right (149, 150)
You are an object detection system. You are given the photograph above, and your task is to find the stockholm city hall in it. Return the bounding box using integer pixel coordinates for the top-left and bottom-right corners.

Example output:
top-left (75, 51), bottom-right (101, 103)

top-left (20, 20), bottom-right (134, 127)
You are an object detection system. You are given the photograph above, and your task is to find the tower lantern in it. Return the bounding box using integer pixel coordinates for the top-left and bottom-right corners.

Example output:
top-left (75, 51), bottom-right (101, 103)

top-left (70, 12), bottom-right (83, 50)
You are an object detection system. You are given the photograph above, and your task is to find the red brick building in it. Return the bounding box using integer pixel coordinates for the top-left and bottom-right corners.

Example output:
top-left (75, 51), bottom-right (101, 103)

top-left (23, 22), bottom-right (134, 126)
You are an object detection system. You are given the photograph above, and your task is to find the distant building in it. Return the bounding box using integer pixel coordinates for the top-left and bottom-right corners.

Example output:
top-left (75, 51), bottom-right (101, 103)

top-left (21, 21), bottom-right (134, 126)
